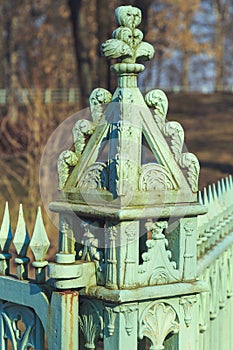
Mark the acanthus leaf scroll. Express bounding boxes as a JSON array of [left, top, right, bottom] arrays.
[[57, 88, 112, 190], [145, 89, 200, 192]]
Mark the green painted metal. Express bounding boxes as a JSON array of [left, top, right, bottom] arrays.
[[0, 5, 232, 350]]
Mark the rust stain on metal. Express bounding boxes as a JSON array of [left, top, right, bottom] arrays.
[[63, 290, 78, 350]]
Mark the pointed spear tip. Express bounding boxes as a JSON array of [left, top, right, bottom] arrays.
[[203, 186, 208, 204], [30, 207, 50, 262], [198, 190, 203, 204], [207, 184, 213, 202], [3, 201, 9, 218], [217, 179, 223, 195], [1, 200, 10, 231], [0, 199, 12, 252], [212, 182, 217, 199], [230, 175, 233, 189], [19, 203, 24, 215], [221, 177, 226, 192], [35, 207, 44, 227], [14, 202, 29, 255]]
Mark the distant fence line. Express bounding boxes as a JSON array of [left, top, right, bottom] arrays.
[[0, 85, 233, 106], [0, 88, 80, 106], [141, 85, 233, 94]]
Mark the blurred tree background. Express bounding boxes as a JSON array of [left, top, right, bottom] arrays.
[[0, 0, 232, 247], [1, 0, 232, 106]]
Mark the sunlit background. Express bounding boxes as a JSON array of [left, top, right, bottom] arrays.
[[0, 0, 232, 258]]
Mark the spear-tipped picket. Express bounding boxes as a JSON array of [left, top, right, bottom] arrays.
[[212, 182, 220, 220], [201, 187, 211, 253], [197, 190, 209, 257], [229, 175, 233, 224], [217, 180, 222, 200], [203, 187, 208, 206], [198, 190, 203, 205], [13, 204, 30, 280], [212, 183, 223, 240], [0, 202, 13, 275], [228, 176, 233, 232], [0, 202, 12, 253], [210, 183, 218, 217], [221, 177, 226, 201], [208, 184, 217, 222], [225, 176, 233, 207], [212, 183, 218, 202], [229, 174, 233, 190], [207, 184, 214, 207], [225, 176, 230, 202], [30, 207, 50, 283], [224, 176, 233, 234], [202, 186, 214, 251]]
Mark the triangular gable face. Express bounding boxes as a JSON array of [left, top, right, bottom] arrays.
[[57, 88, 199, 207], [56, 5, 200, 209]]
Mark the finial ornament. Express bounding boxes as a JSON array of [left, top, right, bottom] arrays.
[[56, 4, 200, 197], [101, 5, 154, 64]]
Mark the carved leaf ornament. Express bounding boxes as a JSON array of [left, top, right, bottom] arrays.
[[138, 221, 180, 286], [101, 6, 154, 63], [139, 164, 175, 191], [79, 300, 104, 349], [145, 89, 200, 192], [78, 163, 108, 191], [139, 302, 179, 350], [57, 88, 112, 190], [0, 303, 37, 350], [89, 88, 112, 125]]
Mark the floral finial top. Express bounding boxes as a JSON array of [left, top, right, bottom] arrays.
[[101, 5, 154, 64]]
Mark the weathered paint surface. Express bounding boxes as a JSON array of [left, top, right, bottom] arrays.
[[0, 5, 233, 350]]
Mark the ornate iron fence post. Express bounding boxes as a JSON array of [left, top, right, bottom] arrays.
[[0, 7, 232, 349], [49, 5, 208, 350]]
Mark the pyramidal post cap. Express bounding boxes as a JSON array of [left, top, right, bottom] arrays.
[[50, 5, 206, 220]]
